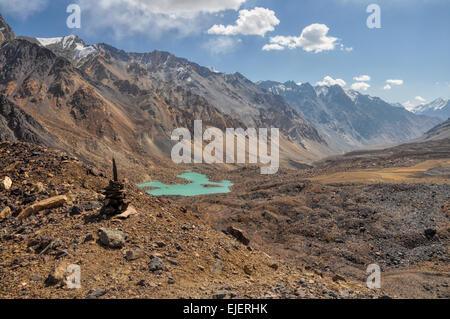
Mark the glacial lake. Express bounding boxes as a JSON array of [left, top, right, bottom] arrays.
[[137, 171, 233, 197]]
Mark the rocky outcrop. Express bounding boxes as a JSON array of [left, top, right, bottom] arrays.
[[0, 14, 15, 44]]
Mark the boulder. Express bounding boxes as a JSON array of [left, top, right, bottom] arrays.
[[98, 228, 125, 249], [148, 256, 164, 272], [17, 195, 69, 220], [125, 248, 143, 261], [0, 206, 12, 221], [1, 176, 12, 190], [226, 226, 250, 246]]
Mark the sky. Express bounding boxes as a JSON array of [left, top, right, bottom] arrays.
[[1, 0, 449, 107]]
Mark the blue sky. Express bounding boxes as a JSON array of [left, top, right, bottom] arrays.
[[1, 0, 449, 106]]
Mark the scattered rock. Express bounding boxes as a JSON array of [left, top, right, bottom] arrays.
[[98, 228, 125, 249], [83, 234, 94, 243], [125, 248, 143, 261], [30, 275, 42, 282], [424, 228, 437, 240], [70, 206, 82, 216], [226, 226, 250, 246], [167, 258, 180, 266], [0, 206, 12, 221], [17, 195, 69, 220], [213, 291, 228, 299], [87, 167, 100, 177], [155, 241, 166, 248], [212, 260, 224, 273], [86, 289, 107, 299], [174, 242, 184, 251], [244, 265, 253, 276], [269, 263, 279, 270], [55, 250, 70, 259], [45, 261, 69, 286], [332, 274, 346, 283], [1, 176, 12, 190], [148, 256, 164, 272], [168, 276, 175, 284], [113, 206, 138, 220], [32, 182, 44, 193]]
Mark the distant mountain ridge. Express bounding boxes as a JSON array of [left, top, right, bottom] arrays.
[[258, 80, 441, 152], [410, 98, 450, 120]]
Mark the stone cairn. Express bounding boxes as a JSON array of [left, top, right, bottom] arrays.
[[100, 159, 130, 217]]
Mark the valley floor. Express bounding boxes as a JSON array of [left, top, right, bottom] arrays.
[[1, 138, 449, 299]]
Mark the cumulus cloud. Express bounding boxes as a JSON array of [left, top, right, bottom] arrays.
[[386, 79, 404, 86], [316, 76, 346, 87], [353, 75, 371, 82], [351, 82, 371, 91], [262, 43, 284, 51], [263, 23, 339, 53], [76, 0, 246, 38], [208, 7, 279, 37], [0, 0, 48, 19], [383, 84, 392, 90], [415, 96, 426, 103]]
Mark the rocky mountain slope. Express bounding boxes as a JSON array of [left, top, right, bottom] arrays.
[[0, 141, 380, 299], [423, 118, 450, 141], [0, 13, 329, 171], [257, 81, 441, 152]]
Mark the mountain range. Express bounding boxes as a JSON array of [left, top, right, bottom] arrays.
[[409, 98, 450, 120], [257, 80, 442, 152], [0, 13, 445, 171]]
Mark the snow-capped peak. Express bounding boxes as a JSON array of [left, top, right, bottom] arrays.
[[36, 36, 64, 47], [207, 66, 222, 74], [36, 35, 99, 62], [344, 89, 359, 102]]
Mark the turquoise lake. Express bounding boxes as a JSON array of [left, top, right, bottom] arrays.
[[137, 171, 233, 197]]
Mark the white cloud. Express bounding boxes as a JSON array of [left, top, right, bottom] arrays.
[[353, 75, 371, 82], [402, 100, 415, 112], [316, 76, 346, 87], [208, 7, 279, 37], [415, 96, 426, 103], [351, 82, 371, 91], [0, 0, 48, 19], [383, 84, 391, 90], [263, 23, 339, 53], [262, 43, 284, 51], [203, 37, 241, 55], [386, 79, 404, 86], [76, 0, 246, 38]]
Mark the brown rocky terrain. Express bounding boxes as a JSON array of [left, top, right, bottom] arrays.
[[175, 138, 450, 299], [0, 141, 381, 299], [0, 13, 449, 300]]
